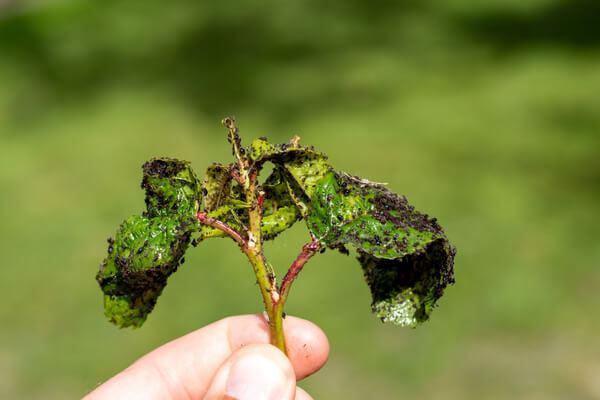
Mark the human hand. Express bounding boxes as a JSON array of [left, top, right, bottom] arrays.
[[84, 314, 329, 400]]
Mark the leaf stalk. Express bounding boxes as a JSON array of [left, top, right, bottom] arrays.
[[279, 241, 321, 304]]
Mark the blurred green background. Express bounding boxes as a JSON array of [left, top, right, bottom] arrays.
[[1, 0, 599, 398]]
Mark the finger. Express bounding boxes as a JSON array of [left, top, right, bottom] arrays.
[[296, 386, 314, 400], [204, 343, 296, 400], [85, 314, 329, 400]]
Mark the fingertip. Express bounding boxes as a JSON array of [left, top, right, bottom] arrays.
[[204, 344, 296, 400], [283, 316, 330, 380]]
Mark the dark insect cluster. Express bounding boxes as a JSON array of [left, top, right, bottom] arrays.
[[307, 170, 456, 326]]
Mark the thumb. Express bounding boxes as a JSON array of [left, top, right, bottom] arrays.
[[204, 343, 300, 400]]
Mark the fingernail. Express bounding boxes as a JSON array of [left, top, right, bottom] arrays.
[[225, 354, 287, 400]]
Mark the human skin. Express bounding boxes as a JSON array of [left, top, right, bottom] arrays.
[[84, 314, 330, 400]]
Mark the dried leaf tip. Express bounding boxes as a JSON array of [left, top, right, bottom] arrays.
[[222, 116, 246, 169], [222, 116, 242, 147], [221, 116, 236, 129]]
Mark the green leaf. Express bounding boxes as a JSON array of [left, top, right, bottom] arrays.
[[196, 158, 314, 244], [98, 157, 200, 328], [260, 166, 302, 238], [247, 137, 276, 161], [307, 171, 456, 327], [262, 166, 294, 213], [194, 138, 330, 244], [142, 158, 202, 217], [202, 163, 233, 212], [97, 215, 195, 328], [280, 151, 331, 200], [247, 137, 332, 199], [194, 170, 303, 242], [262, 206, 301, 240], [359, 239, 456, 328], [195, 204, 247, 241]]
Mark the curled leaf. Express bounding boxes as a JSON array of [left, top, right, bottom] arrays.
[[262, 206, 301, 240], [260, 166, 302, 238], [142, 158, 202, 217], [202, 163, 233, 212], [307, 171, 456, 326], [195, 140, 329, 244], [97, 158, 201, 328], [247, 137, 332, 199], [97, 215, 194, 328], [195, 137, 332, 245], [280, 151, 331, 199], [359, 239, 455, 327]]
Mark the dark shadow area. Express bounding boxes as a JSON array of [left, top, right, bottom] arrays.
[[0, 0, 422, 123], [4, 0, 599, 126], [456, 0, 600, 51]]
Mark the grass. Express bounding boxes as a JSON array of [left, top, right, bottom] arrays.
[[1, 0, 599, 398]]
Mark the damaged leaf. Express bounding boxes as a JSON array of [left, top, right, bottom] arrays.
[[260, 166, 303, 239], [359, 239, 455, 327], [97, 215, 194, 328], [247, 137, 332, 199], [307, 171, 455, 327], [142, 157, 202, 218], [202, 163, 233, 212], [97, 158, 201, 328]]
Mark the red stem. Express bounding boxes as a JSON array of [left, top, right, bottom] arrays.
[[279, 241, 321, 302], [196, 212, 246, 247], [228, 163, 243, 185], [257, 191, 265, 210]]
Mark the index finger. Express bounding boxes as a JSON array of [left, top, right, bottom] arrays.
[[86, 314, 329, 400]]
